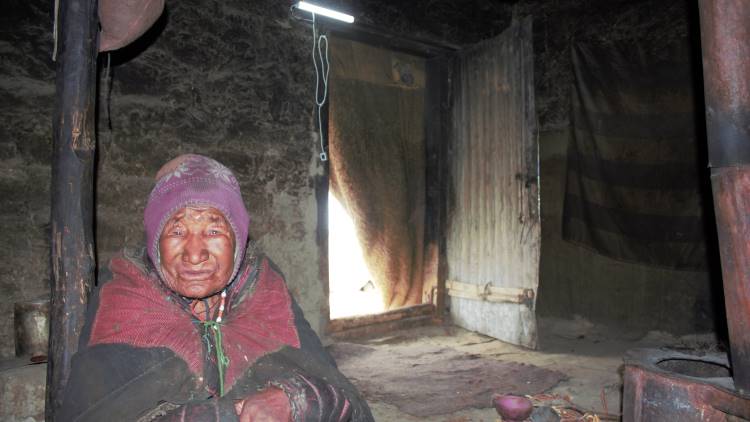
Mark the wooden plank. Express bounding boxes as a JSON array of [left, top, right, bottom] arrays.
[[447, 280, 533, 303], [327, 303, 434, 332], [447, 280, 525, 295], [329, 315, 435, 341], [321, 20, 458, 58], [46, 0, 98, 419], [329, 37, 426, 88], [446, 280, 533, 305], [424, 54, 454, 318], [291, 7, 457, 58]]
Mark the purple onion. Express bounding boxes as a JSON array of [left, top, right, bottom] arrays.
[[492, 394, 533, 421]]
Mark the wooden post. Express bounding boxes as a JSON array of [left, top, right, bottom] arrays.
[[46, 0, 98, 419], [424, 55, 453, 319]]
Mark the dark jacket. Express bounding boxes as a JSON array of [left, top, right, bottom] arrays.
[[60, 248, 373, 422]]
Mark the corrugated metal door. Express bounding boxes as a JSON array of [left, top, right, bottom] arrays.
[[446, 17, 540, 348]]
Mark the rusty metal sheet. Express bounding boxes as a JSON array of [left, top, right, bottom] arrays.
[[446, 17, 540, 349], [623, 348, 750, 422]]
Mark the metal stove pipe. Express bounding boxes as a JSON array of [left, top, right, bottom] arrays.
[[698, 0, 750, 393]]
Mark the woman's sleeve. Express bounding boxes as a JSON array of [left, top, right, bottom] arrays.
[[288, 298, 374, 422], [230, 291, 374, 422], [59, 344, 239, 422], [154, 399, 238, 422], [270, 371, 352, 422]]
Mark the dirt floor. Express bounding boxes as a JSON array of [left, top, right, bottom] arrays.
[[329, 317, 720, 421]]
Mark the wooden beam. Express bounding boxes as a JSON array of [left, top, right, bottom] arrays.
[[424, 55, 454, 319], [327, 303, 435, 333], [46, 0, 98, 419], [290, 13, 459, 58], [446, 280, 534, 306], [326, 22, 458, 58], [328, 304, 436, 340], [329, 315, 435, 341]]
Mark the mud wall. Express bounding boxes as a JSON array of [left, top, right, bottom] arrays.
[[0, 0, 56, 359], [0, 0, 328, 358]]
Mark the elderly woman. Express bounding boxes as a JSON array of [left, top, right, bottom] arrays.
[[60, 155, 373, 421]]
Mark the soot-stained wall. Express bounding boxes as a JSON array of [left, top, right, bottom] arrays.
[[0, 0, 55, 359], [98, 0, 330, 336], [0, 0, 329, 358]]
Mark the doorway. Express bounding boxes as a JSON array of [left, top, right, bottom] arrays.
[[326, 35, 428, 322], [323, 21, 540, 347], [328, 190, 383, 319]]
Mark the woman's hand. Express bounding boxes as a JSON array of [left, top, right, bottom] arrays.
[[234, 387, 292, 422]]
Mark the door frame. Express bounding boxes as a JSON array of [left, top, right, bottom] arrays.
[[312, 20, 457, 335]]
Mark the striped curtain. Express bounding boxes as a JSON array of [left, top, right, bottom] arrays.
[[562, 40, 712, 270]]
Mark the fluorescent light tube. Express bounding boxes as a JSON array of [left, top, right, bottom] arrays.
[[296, 1, 354, 23]]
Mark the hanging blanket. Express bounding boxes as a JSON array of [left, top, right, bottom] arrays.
[[562, 39, 712, 270], [329, 37, 426, 308]]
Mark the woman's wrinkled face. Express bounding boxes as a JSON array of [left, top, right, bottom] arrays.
[[159, 206, 235, 299]]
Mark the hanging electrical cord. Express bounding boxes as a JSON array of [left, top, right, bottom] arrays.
[[290, 2, 354, 161], [311, 14, 330, 162]]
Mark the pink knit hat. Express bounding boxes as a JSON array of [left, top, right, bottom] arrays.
[[144, 154, 250, 284]]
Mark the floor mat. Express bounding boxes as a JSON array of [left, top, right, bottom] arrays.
[[329, 342, 566, 417]]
